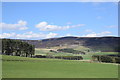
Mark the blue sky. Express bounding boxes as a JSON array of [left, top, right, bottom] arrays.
[[1, 2, 118, 39]]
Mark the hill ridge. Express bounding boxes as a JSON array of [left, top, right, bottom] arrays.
[[9, 36, 119, 52]]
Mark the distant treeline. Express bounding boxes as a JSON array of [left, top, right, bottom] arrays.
[[1, 39, 35, 57], [57, 48, 86, 55], [33, 55, 83, 60], [92, 54, 120, 64]]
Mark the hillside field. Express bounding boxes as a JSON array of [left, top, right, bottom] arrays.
[[2, 55, 118, 78], [35, 48, 118, 60]]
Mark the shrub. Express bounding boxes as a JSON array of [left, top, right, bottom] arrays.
[[50, 50, 57, 53], [55, 56, 83, 60], [92, 54, 120, 64], [115, 57, 120, 63], [100, 56, 113, 63]]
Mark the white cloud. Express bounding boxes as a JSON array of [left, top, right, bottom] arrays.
[[0, 20, 28, 31], [0, 33, 15, 38], [83, 31, 112, 37], [35, 21, 85, 31], [46, 32, 58, 38], [0, 32, 58, 39], [65, 33, 73, 36]]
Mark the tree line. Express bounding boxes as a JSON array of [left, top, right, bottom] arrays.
[[33, 55, 83, 60], [57, 48, 85, 55], [1, 39, 35, 57], [92, 54, 120, 64]]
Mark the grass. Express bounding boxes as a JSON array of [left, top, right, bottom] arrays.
[[35, 48, 78, 56], [94, 52, 118, 55], [35, 48, 118, 60], [82, 52, 118, 60], [35, 48, 49, 55], [2, 55, 118, 78]]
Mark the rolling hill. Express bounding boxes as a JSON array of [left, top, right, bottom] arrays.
[[18, 36, 120, 52]]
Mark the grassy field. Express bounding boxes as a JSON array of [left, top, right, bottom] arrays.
[[2, 55, 118, 78], [81, 52, 118, 60], [35, 48, 118, 60], [35, 48, 79, 56]]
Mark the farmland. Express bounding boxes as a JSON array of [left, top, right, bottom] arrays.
[[2, 55, 118, 78], [35, 48, 118, 60], [1, 38, 119, 78]]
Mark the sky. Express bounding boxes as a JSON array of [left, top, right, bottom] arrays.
[[0, 2, 118, 40]]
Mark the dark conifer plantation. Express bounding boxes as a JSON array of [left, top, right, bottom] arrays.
[[1, 39, 35, 57]]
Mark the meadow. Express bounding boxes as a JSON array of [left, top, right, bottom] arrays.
[[2, 55, 118, 78], [35, 48, 118, 60]]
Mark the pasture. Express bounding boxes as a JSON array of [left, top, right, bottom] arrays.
[[35, 48, 118, 60], [2, 55, 118, 78]]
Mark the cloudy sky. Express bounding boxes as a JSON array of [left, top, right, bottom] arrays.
[[1, 2, 118, 40]]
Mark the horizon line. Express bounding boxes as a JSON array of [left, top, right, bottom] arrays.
[[1, 36, 119, 40]]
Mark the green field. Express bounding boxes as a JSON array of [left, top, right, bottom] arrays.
[[35, 48, 118, 60], [2, 55, 118, 78]]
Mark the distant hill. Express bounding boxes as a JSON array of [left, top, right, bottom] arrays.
[[17, 36, 120, 52]]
